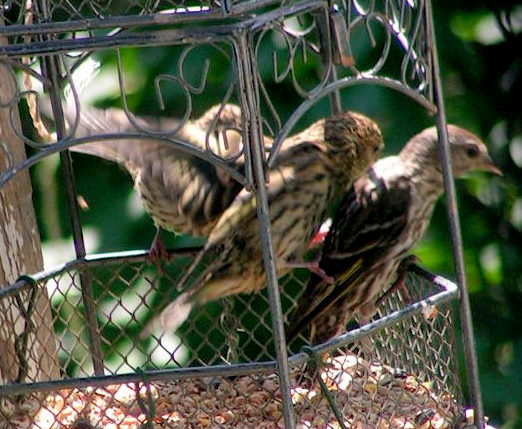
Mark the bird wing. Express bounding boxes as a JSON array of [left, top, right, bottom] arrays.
[[324, 166, 412, 268], [49, 105, 247, 235], [176, 141, 322, 292], [57, 105, 182, 162], [287, 166, 413, 341]]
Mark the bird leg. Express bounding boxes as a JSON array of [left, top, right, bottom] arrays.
[[283, 255, 335, 284], [147, 228, 170, 270], [375, 255, 418, 307]]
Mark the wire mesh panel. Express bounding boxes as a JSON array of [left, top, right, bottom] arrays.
[[0, 260, 464, 428]]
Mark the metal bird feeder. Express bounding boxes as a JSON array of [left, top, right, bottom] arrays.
[[0, 0, 484, 428]]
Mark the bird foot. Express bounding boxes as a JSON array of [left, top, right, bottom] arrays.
[[147, 229, 170, 273], [284, 259, 335, 284], [308, 263, 335, 284]]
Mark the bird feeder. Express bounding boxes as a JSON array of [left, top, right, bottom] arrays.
[[0, 1, 485, 428]]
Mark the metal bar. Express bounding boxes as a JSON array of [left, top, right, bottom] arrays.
[[0, 249, 453, 301], [0, 9, 219, 37], [0, 27, 234, 57], [0, 279, 34, 299], [313, 5, 342, 115], [40, 52, 105, 376], [246, 0, 323, 31], [0, 0, 322, 57], [0, 246, 205, 300], [426, 2, 485, 427], [328, 68, 342, 115], [234, 31, 296, 429], [0, 360, 278, 396], [0, 0, 284, 38]]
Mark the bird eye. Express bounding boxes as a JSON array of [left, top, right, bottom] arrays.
[[466, 146, 479, 158]]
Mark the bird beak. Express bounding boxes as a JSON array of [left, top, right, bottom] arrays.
[[482, 155, 503, 176]]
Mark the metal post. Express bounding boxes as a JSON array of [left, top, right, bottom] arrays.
[[313, 4, 342, 115], [426, 2, 485, 427], [234, 32, 296, 429], [41, 54, 105, 376], [328, 67, 343, 115]]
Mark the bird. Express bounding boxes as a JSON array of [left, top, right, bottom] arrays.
[[143, 110, 385, 335], [51, 103, 252, 256], [287, 124, 502, 345]]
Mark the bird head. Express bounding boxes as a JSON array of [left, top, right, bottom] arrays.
[[402, 125, 502, 178], [446, 125, 502, 177], [325, 111, 385, 179]]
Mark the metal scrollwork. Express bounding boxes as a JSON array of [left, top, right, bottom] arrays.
[[0, 2, 482, 429], [253, 6, 333, 138], [343, 0, 432, 96]]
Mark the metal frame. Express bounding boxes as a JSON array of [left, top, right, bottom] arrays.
[[0, 0, 484, 427]]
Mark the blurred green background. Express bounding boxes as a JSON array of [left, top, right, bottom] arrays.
[[20, 0, 521, 427]]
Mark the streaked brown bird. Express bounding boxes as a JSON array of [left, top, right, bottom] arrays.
[[144, 111, 385, 335], [57, 103, 250, 254], [288, 125, 502, 345]]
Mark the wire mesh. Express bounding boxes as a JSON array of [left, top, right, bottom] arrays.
[[0, 258, 464, 428]]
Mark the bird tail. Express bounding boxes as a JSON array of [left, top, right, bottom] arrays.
[[140, 244, 227, 338], [41, 100, 185, 165], [140, 289, 196, 338], [69, 140, 125, 163], [37, 98, 138, 163], [141, 275, 246, 338]]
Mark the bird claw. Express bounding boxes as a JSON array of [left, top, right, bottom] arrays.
[[308, 264, 335, 284], [283, 259, 335, 284], [146, 228, 171, 273]]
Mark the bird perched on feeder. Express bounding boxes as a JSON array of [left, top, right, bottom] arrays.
[[287, 125, 502, 345], [54, 103, 252, 257], [143, 110, 385, 335]]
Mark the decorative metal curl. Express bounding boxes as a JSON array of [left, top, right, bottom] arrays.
[[344, 0, 431, 96], [268, 75, 436, 166], [253, 7, 333, 138], [346, 12, 394, 76], [255, 10, 332, 99]]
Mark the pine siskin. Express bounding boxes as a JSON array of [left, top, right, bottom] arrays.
[[145, 111, 385, 335], [288, 125, 502, 345], [60, 103, 250, 245]]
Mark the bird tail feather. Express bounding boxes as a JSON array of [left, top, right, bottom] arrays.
[[69, 141, 124, 163], [140, 290, 195, 339], [141, 275, 245, 338]]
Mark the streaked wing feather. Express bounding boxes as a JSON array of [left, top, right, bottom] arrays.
[[288, 171, 412, 340]]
